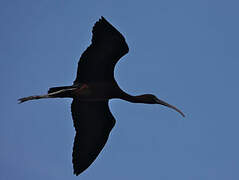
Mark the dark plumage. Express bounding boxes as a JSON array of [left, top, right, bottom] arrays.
[[74, 17, 128, 84], [71, 100, 115, 175], [19, 16, 184, 176]]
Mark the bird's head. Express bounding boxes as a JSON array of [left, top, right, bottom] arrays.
[[138, 94, 185, 117]]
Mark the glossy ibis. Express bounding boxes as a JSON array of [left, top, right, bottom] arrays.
[[18, 16, 185, 175]]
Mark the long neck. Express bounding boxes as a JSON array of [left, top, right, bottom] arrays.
[[119, 92, 149, 103]]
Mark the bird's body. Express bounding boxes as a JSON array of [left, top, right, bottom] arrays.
[[74, 82, 121, 100], [48, 82, 122, 100], [19, 17, 184, 175]]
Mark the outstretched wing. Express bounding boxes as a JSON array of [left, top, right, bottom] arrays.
[[73, 16, 129, 84], [71, 99, 116, 175]]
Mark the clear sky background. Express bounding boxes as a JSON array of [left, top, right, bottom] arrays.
[[1, 0, 239, 179]]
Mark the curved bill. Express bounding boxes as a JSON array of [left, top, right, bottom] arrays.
[[155, 98, 185, 117]]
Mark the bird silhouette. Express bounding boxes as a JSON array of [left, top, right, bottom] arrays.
[[18, 16, 185, 176]]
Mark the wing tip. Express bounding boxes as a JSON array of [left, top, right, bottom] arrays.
[[91, 16, 129, 53], [72, 158, 91, 176], [73, 169, 82, 176], [92, 16, 125, 38]]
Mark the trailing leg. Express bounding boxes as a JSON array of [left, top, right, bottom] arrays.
[[18, 94, 50, 103], [18, 87, 77, 104]]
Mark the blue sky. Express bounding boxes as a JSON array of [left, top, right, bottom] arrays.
[[1, 0, 239, 179]]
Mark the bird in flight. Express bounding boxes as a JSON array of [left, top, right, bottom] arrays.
[[18, 16, 185, 175]]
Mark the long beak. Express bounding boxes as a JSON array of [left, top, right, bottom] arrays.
[[155, 98, 185, 117]]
